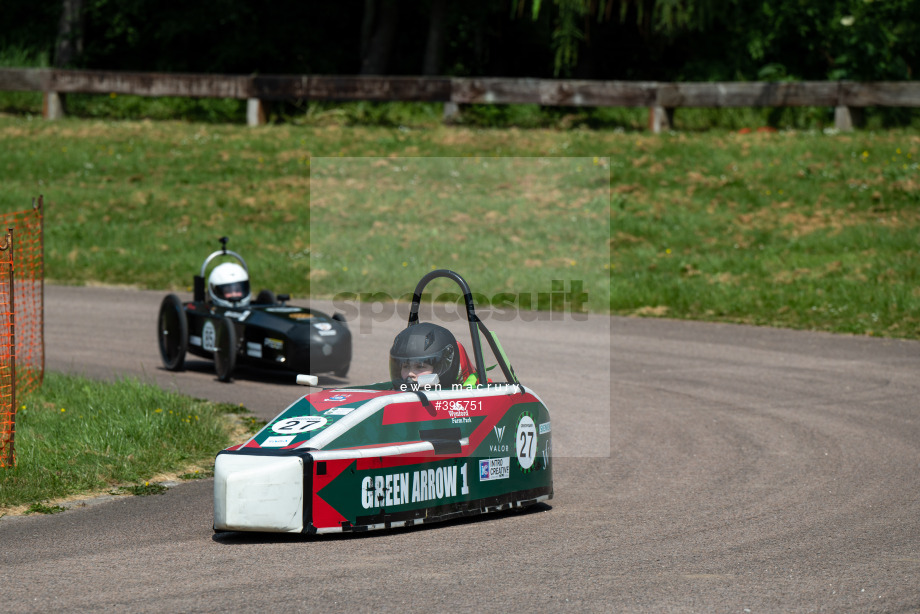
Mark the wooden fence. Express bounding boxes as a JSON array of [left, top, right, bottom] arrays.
[[1, 67, 918, 132]]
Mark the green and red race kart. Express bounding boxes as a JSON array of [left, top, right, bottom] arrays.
[[157, 237, 351, 382], [213, 270, 553, 534]]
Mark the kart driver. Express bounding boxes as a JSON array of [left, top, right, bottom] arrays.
[[208, 262, 252, 309], [389, 322, 477, 389]]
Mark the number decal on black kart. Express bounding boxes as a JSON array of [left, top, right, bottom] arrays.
[[271, 416, 328, 434]]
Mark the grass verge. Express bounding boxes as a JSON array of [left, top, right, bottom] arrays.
[[0, 372, 260, 516], [0, 115, 917, 338]]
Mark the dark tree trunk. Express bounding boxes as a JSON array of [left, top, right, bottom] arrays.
[[422, 0, 449, 75], [360, 0, 399, 75], [54, 0, 84, 68]]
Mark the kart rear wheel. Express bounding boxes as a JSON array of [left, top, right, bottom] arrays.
[[213, 316, 238, 383], [157, 294, 188, 371]]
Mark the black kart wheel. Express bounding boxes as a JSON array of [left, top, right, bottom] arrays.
[[214, 316, 238, 383], [157, 294, 188, 371], [334, 363, 350, 378]]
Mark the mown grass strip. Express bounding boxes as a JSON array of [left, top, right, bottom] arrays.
[[0, 372, 249, 511], [0, 115, 917, 339]]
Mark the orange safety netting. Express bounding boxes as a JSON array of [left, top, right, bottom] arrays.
[[0, 197, 44, 468], [0, 231, 15, 467], [1, 198, 43, 397]]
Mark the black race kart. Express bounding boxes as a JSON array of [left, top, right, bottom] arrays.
[[157, 238, 351, 382]]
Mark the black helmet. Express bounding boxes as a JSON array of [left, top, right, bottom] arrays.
[[389, 323, 459, 387]]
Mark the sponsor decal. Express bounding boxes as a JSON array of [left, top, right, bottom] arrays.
[[539, 421, 551, 434], [246, 342, 262, 358], [314, 322, 337, 336], [325, 394, 349, 402], [360, 464, 470, 509], [490, 425, 510, 453], [479, 457, 511, 481], [433, 400, 483, 413], [516, 413, 538, 471], [189, 334, 202, 347], [289, 313, 313, 320], [265, 306, 302, 313], [325, 406, 355, 416], [270, 415, 328, 434], [262, 435, 296, 448], [449, 406, 468, 418], [427, 400, 486, 422], [201, 321, 217, 352], [264, 337, 284, 350], [224, 310, 251, 321]]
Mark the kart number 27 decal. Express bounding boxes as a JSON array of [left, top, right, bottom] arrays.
[[271, 416, 328, 434], [516, 415, 538, 470]]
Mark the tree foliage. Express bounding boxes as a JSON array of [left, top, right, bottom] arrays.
[[0, 0, 915, 81]]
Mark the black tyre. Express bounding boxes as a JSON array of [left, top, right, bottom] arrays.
[[334, 363, 350, 378], [214, 316, 238, 382], [157, 294, 188, 371], [255, 289, 276, 305]]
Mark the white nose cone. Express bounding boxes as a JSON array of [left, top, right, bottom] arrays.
[[213, 454, 305, 533]]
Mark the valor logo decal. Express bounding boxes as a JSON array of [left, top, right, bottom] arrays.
[[490, 425, 510, 453], [271, 415, 328, 434]]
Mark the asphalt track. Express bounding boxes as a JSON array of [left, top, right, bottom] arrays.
[[2, 285, 919, 612]]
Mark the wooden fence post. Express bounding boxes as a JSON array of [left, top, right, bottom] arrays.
[[834, 105, 863, 132], [443, 101, 460, 122], [648, 106, 674, 133], [43, 92, 65, 120], [247, 98, 266, 126]]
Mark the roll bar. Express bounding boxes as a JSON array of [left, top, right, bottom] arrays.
[[407, 269, 519, 387], [199, 236, 249, 278]]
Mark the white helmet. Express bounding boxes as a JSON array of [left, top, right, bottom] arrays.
[[208, 262, 251, 308]]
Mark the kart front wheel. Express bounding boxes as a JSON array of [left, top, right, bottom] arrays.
[[157, 294, 188, 371], [213, 317, 238, 383]]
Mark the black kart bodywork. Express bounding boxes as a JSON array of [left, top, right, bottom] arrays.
[[157, 238, 351, 382]]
